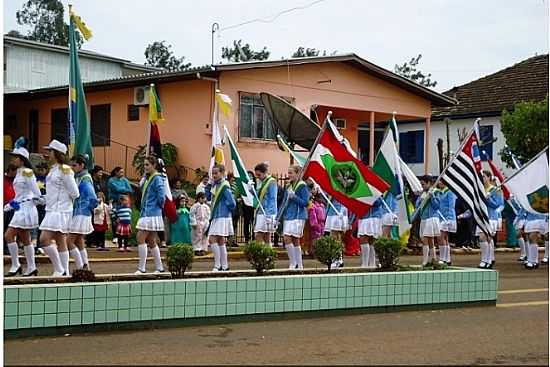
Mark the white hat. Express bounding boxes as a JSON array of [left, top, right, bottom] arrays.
[[44, 140, 67, 154], [10, 147, 30, 160]]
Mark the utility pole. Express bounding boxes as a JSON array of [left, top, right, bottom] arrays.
[[211, 23, 219, 65]]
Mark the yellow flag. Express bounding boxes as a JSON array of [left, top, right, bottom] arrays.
[[70, 11, 92, 41], [215, 91, 232, 117]]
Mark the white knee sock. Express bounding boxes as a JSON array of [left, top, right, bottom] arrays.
[[368, 244, 376, 267], [58, 250, 70, 275], [294, 246, 303, 269], [69, 248, 84, 269], [518, 238, 526, 257], [422, 245, 429, 265], [446, 245, 452, 263], [23, 245, 36, 274], [529, 242, 539, 264], [80, 248, 89, 266], [360, 244, 369, 267], [489, 240, 495, 262], [544, 241, 548, 260], [219, 245, 228, 270], [211, 243, 221, 269], [479, 241, 489, 265], [524, 240, 530, 261], [137, 243, 148, 272], [151, 245, 163, 271], [430, 246, 437, 262], [43, 246, 64, 274], [7, 242, 20, 272], [286, 244, 295, 268]]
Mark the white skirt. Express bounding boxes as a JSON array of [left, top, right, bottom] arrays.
[[475, 219, 498, 236], [524, 219, 548, 234], [420, 217, 441, 238], [9, 202, 39, 230], [381, 213, 397, 227], [136, 216, 164, 232], [68, 215, 94, 235], [325, 215, 348, 232], [39, 211, 72, 234], [358, 218, 381, 238], [283, 219, 306, 238], [208, 217, 234, 237], [254, 214, 276, 233], [440, 219, 457, 233]]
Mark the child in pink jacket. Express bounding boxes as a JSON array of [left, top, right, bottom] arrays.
[[308, 194, 326, 252]]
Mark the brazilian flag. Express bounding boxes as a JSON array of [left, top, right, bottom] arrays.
[[68, 8, 94, 169]]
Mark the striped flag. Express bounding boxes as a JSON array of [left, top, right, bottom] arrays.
[[68, 8, 93, 169], [441, 129, 491, 235]]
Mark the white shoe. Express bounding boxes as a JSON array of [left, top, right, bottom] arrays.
[[212, 267, 221, 272], [134, 269, 146, 275], [153, 269, 165, 274], [438, 260, 446, 265], [52, 271, 65, 277]]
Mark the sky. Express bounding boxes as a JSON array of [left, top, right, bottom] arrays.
[[3, 0, 549, 92]]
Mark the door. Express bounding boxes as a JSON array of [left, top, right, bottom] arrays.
[[358, 126, 385, 165]]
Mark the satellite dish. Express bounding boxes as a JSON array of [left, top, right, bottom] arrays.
[[260, 92, 321, 150]]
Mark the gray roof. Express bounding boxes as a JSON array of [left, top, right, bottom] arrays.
[[6, 53, 456, 107], [3, 35, 160, 72]]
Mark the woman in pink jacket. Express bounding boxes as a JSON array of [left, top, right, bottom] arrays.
[[308, 194, 326, 255]]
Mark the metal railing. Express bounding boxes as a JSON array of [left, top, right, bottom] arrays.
[[91, 132, 140, 179]]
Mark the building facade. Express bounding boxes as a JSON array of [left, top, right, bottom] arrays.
[[4, 54, 454, 179]]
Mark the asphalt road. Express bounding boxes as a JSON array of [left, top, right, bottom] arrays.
[[4, 252, 549, 366]]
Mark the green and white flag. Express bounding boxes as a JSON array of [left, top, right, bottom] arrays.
[[276, 134, 308, 167], [504, 147, 549, 215], [224, 126, 256, 207]]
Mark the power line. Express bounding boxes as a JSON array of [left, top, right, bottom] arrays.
[[219, 0, 328, 32]]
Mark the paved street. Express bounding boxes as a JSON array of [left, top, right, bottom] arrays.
[[4, 252, 548, 365]]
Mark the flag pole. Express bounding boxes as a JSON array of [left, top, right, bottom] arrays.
[[275, 111, 332, 224], [145, 83, 154, 158]]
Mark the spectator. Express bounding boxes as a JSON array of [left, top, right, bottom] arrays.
[[114, 195, 132, 252], [91, 165, 107, 195], [3, 164, 18, 255], [33, 162, 48, 254], [308, 193, 326, 255], [227, 173, 241, 247], [241, 171, 255, 243], [190, 192, 210, 256], [107, 167, 132, 245], [92, 192, 111, 251], [171, 178, 187, 200], [170, 195, 192, 246], [195, 174, 209, 196]]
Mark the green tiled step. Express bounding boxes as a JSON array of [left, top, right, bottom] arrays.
[[4, 268, 498, 333]]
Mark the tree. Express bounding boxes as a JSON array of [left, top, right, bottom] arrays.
[[291, 47, 338, 58], [15, 0, 82, 47], [499, 96, 549, 167], [221, 40, 270, 63], [6, 30, 26, 39], [144, 41, 191, 71], [394, 54, 437, 88]]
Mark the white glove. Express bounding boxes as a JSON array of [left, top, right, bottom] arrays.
[[4, 203, 13, 212], [32, 196, 46, 206], [287, 188, 295, 198]]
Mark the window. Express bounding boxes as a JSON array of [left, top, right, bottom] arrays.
[[90, 104, 111, 146], [334, 118, 347, 129], [51, 108, 69, 144], [128, 105, 140, 121], [399, 130, 424, 164], [479, 125, 493, 161], [238, 93, 277, 140]]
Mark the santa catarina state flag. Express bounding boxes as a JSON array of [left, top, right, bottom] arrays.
[[303, 122, 390, 218]]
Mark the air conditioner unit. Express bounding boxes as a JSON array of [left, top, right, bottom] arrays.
[[134, 86, 149, 106], [334, 118, 346, 129]]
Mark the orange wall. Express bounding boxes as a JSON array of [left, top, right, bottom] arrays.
[[4, 61, 433, 178]]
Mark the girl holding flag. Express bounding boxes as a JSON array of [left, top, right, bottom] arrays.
[[435, 181, 456, 265], [4, 138, 42, 277], [135, 156, 166, 274], [253, 162, 278, 245], [206, 164, 236, 271], [281, 165, 311, 270], [523, 210, 548, 269], [381, 192, 398, 238], [66, 154, 98, 274], [325, 198, 349, 268], [358, 198, 384, 268], [416, 175, 441, 267], [477, 171, 504, 269]]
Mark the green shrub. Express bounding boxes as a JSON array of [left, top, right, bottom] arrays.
[[167, 244, 194, 278], [373, 237, 403, 271], [243, 241, 277, 274], [314, 236, 343, 272], [71, 269, 96, 282]]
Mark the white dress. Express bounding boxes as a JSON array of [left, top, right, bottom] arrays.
[[39, 164, 80, 233], [8, 168, 41, 230], [190, 203, 210, 251]]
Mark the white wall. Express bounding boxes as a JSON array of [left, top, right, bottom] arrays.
[[5, 44, 122, 91], [398, 115, 512, 176]]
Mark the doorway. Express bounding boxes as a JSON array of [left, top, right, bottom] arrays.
[[358, 125, 385, 165]]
